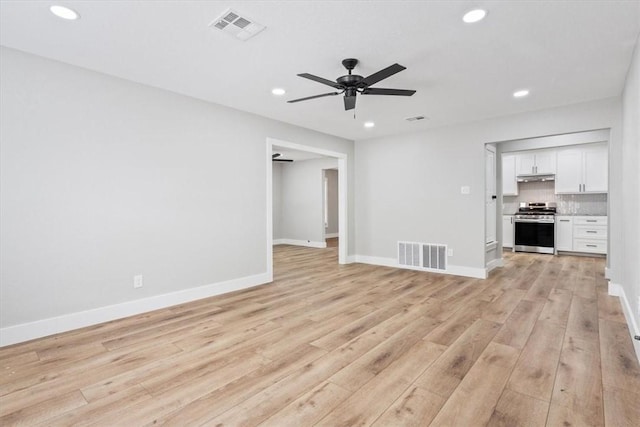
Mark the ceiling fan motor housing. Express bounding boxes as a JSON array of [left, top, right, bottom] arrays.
[[337, 74, 364, 87]]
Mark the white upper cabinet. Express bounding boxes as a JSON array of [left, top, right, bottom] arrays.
[[583, 144, 608, 193], [556, 149, 583, 193], [532, 151, 556, 174], [502, 154, 518, 196], [515, 150, 556, 175], [516, 154, 536, 175], [555, 142, 608, 194]]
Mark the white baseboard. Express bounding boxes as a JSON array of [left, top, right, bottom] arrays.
[[345, 255, 356, 264], [486, 258, 505, 274], [273, 239, 327, 248], [608, 282, 640, 363], [0, 272, 271, 347], [324, 233, 339, 239], [353, 255, 487, 279]]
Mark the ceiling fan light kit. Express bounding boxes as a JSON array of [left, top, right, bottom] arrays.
[[288, 58, 416, 111]]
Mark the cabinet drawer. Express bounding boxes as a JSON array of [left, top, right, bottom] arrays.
[[574, 226, 607, 240], [574, 216, 607, 226], [574, 239, 607, 254]]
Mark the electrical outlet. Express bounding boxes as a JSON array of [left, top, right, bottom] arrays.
[[133, 274, 143, 289], [447, 248, 454, 257], [460, 186, 470, 195]]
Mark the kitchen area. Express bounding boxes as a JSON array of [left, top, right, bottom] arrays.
[[500, 130, 608, 257]]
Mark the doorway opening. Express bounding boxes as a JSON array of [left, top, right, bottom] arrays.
[[266, 137, 348, 282], [323, 168, 339, 248]]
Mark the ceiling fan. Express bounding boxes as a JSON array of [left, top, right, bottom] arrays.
[[272, 153, 293, 162], [288, 58, 416, 111]]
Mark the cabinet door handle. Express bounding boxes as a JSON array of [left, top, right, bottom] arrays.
[[586, 244, 597, 248], [586, 220, 597, 223], [559, 219, 570, 222], [586, 230, 597, 233]]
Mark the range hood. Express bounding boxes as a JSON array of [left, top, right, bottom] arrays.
[[517, 174, 555, 182]]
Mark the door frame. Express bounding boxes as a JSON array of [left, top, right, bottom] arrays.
[[266, 137, 348, 282]]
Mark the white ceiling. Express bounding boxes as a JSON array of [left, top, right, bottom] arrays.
[[1, 1, 638, 140]]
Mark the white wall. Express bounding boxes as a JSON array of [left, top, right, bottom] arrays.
[[325, 169, 339, 235], [272, 162, 283, 240], [278, 158, 338, 245], [619, 34, 640, 357], [0, 47, 353, 341], [355, 97, 622, 276]]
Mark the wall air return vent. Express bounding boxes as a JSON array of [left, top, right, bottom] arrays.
[[423, 243, 447, 271], [209, 8, 265, 41], [398, 241, 447, 272], [398, 242, 421, 267]]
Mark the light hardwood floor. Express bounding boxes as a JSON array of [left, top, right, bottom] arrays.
[[1, 244, 639, 426]]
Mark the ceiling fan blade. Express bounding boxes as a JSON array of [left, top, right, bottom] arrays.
[[297, 73, 343, 89], [360, 63, 406, 87], [287, 92, 340, 103], [273, 158, 293, 162], [361, 88, 416, 96], [344, 95, 356, 111]]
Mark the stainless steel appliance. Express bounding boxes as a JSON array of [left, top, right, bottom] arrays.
[[513, 202, 557, 254]]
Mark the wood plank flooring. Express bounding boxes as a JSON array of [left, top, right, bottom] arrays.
[[1, 244, 639, 426]]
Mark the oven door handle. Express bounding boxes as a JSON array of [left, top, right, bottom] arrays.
[[514, 219, 555, 224]]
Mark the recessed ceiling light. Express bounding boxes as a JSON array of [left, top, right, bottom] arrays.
[[271, 88, 286, 96], [364, 121, 375, 128], [50, 5, 80, 20], [462, 9, 487, 23], [513, 89, 530, 98]]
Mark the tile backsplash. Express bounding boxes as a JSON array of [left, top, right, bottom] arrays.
[[503, 181, 607, 215]]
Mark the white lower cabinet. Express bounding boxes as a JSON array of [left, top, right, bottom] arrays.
[[556, 216, 573, 251], [573, 239, 607, 254], [556, 216, 607, 255], [503, 215, 514, 248], [573, 216, 607, 254]]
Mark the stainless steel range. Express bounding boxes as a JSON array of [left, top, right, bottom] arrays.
[[513, 202, 557, 254]]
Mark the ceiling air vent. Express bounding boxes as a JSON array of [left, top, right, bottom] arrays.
[[405, 115, 427, 122], [209, 8, 265, 41]]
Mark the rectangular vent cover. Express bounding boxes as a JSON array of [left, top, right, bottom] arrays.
[[423, 244, 447, 271], [209, 8, 265, 41], [398, 241, 447, 271], [398, 242, 420, 267]]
